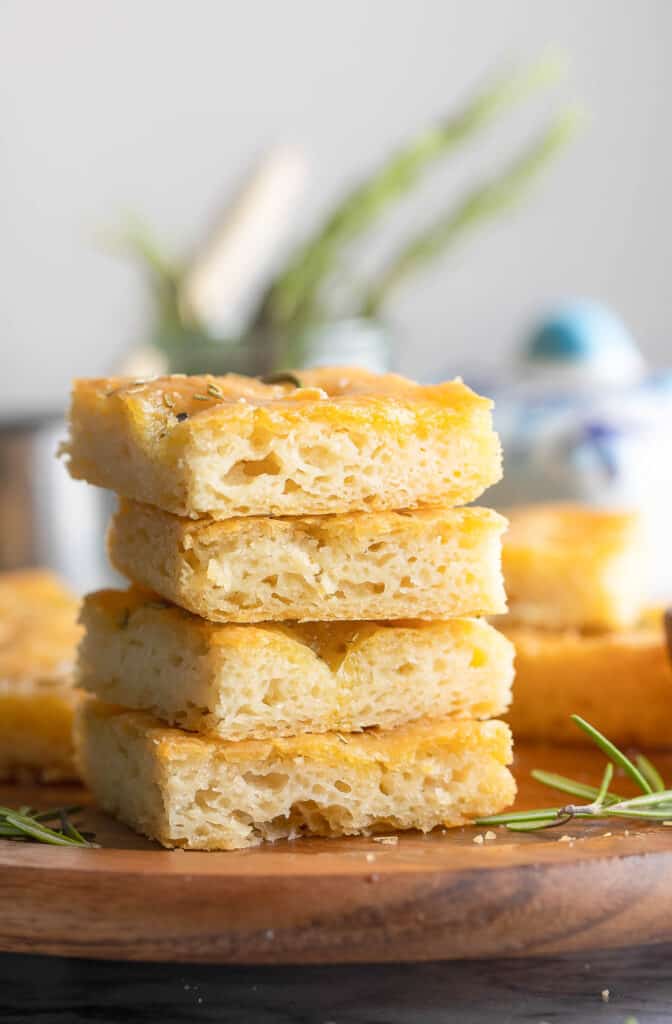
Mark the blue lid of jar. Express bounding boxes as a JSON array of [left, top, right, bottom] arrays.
[[523, 300, 644, 385]]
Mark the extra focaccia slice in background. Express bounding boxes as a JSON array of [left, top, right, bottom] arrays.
[[505, 609, 672, 748], [0, 570, 81, 781], [502, 504, 646, 631]]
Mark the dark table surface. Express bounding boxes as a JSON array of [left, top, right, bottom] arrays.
[[2, 945, 670, 1024]]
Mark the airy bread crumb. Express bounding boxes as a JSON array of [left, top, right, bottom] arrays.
[[108, 502, 507, 623], [76, 701, 516, 850], [78, 589, 514, 739]]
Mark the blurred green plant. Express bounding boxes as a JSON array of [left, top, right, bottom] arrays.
[[115, 54, 581, 373], [359, 109, 579, 318]]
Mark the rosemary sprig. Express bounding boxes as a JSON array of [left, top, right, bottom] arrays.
[[361, 108, 580, 316], [570, 714, 652, 793], [0, 805, 96, 847], [636, 753, 665, 794], [475, 717, 672, 833], [251, 54, 567, 338], [595, 762, 615, 805], [529, 768, 622, 805]]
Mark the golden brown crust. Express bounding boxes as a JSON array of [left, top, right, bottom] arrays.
[[0, 570, 81, 781], [0, 687, 79, 782], [502, 503, 646, 631], [83, 585, 500, 657], [70, 367, 492, 429], [0, 569, 81, 684], [63, 368, 502, 518], [505, 612, 672, 747], [85, 700, 513, 768], [505, 503, 640, 559], [135, 502, 502, 544]]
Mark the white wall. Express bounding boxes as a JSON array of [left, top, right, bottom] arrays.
[[2, 0, 670, 409]]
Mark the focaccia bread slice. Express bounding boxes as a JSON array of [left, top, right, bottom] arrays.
[[62, 368, 502, 519], [502, 503, 646, 631], [0, 569, 82, 781], [76, 700, 516, 850], [78, 588, 514, 740], [107, 502, 507, 623], [505, 609, 672, 747]]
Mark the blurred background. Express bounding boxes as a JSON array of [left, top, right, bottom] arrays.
[[1, 0, 671, 590], [3, 0, 671, 401]]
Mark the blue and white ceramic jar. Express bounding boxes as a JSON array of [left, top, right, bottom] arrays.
[[482, 301, 672, 601]]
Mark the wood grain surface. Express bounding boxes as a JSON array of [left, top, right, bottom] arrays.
[[2, 744, 672, 965]]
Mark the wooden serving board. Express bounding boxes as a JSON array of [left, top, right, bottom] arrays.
[[3, 744, 672, 964]]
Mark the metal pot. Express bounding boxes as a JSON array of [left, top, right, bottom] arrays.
[[0, 413, 113, 594]]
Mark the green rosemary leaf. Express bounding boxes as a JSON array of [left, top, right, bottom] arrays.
[[0, 823, 27, 837], [610, 790, 672, 810], [570, 715, 653, 794], [595, 762, 614, 806], [0, 805, 95, 847], [33, 805, 83, 823], [259, 372, 302, 388], [59, 809, 89, 845], [0, 805, 81, 826], [531, 769, 621, 805], [505, 816, 566, 832], [605, 807, 672, 820], [3, 812, 87, 847], [0, 805, 32, 821], [636, 753, 666, 793], [475, 807, 562, 826]]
